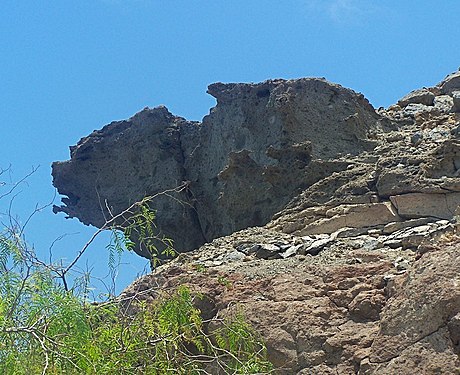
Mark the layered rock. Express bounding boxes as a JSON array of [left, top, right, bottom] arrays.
[[119, 70, 460, 374]]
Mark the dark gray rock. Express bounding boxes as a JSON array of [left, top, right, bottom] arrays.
[[53, 78, 382, 258], [52, 106, 206, 258], [453, 91, 460, 112]]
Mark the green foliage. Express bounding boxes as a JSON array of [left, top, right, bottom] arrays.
[[217, 275, 232, 289], [108, 199, 176, 268], [0, 201, 274, 374]]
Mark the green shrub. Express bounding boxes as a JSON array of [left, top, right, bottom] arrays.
[[0, 208, 273, 374]]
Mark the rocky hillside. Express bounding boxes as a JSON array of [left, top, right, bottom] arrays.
[[53, 70, 460, 374]]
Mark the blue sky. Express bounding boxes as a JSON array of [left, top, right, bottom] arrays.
[[1, 0, 459, 296]]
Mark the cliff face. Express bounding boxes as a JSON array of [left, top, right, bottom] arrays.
[[53, 70, 460, 374]]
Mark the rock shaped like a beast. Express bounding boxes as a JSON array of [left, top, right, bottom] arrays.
[[52, 78, 385, 258]]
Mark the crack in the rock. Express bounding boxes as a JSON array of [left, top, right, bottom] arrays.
[[176, 125, 208, 244], [367, 322, 447, 365]]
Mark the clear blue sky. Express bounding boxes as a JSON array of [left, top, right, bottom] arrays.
[[1, 0, 459, 296]]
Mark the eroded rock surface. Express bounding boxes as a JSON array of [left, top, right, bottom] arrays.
[[118, 70, 460, 374], [121, 225, 460, 374], [55, 70, 460, 373], [52, 107, 206, 257], [53, 78, 383, 256]]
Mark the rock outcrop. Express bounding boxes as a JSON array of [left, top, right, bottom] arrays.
[[54, 70, 460, 373], [52, 78, 384, 257]]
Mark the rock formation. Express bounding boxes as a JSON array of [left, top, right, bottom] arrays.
[[54, 70, 460, 373], [52, 78, 384, 257]]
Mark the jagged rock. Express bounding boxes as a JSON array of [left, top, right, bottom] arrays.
[[53, 78, 382, 257], [383, 220, 454, 250], [301, 236, 333, 255], [52, 107, 206, 257]]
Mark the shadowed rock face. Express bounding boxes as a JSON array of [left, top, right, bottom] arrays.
[[52, 107, 207, 257], [52, 78, 383, 258]]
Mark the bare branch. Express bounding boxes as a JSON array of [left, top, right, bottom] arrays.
[[0, 165, 39, 201]]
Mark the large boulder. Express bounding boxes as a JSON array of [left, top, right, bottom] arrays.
[[438, 69, 460, 95]]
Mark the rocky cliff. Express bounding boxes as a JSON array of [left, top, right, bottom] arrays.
[[52, 78, 384, 257], [53, 70, 460, 374]]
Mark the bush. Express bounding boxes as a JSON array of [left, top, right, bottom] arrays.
[[0, 199, 273, 374]]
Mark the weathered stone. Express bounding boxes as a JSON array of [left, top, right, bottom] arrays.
[[53, 78, 381, 258], [299, 203, 400, 236], [382, 217, 436, 234], [302, 237, 333, 256], [375, 167, 424, 197], [367, 242, 460, 374], [402, 103, 433, 117], [390, 192, 460, 220], [448, 312, 460, 354], [252, 244, 282, 260], [438, 69, 460, 95], [423, 139, 460, 179], [334, 227, 376, 238], [348, 290, 385, 321], [280, 244, 302, 258], [410, 132, 423, 146], [383, 221, 454, 251], [54, 69, 460, 373], [398, 88, 435, 107], [434, 95, 454, 113], [453, 91, 460, 112], [51, 107, 206, 258]]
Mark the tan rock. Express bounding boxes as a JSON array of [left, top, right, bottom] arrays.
[[299, 202, 400, 235], [390, 192, 460, 219]]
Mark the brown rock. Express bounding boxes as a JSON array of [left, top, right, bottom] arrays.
[[367, 241, 460, 373]]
